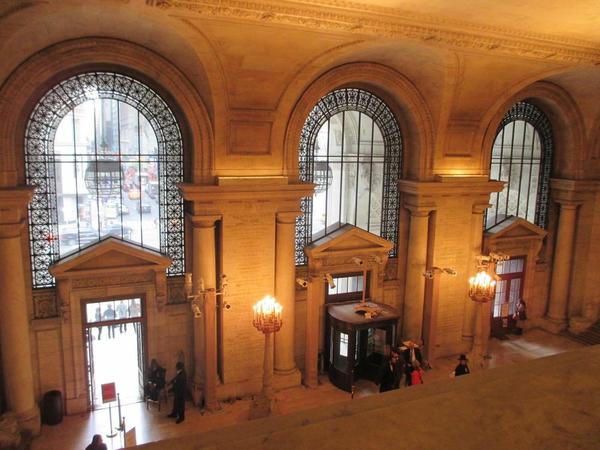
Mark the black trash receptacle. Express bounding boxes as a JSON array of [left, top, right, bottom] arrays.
[[41, 390, 63, 425]]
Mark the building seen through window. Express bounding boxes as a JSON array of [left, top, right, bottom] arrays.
[[25, 72, 184, 287], [486, 101, 553, 229], [296, 88, 402, 264]]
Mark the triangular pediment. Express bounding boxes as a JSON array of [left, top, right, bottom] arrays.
[[485, 216, 547, 241], [305, 225, 393, 258], [50, 237, 171, 278]]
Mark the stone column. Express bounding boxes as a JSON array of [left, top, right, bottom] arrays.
[[304, 276, 324, 388], [0, 187, 39, 434], [547, 202, 579, 326], [189, 214, 221, 407], [462, 204, 488, 342], [274, 212, 301, 388], [203, 289, 219, 411], [402, 205, 431, 342]]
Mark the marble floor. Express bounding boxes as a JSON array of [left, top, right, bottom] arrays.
[[31, 329, 583, 450]]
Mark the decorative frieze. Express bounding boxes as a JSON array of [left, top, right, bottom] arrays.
[[147, 0, 600, 64], [71, 272, 155, 289]]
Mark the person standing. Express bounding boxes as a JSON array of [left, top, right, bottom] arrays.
[[102, 304, 116, 339], [378, 347, 404, 393], [410, 360, 424, 385], [400, 340, 423, 386], [85, 434, 107, 450], [116, 300, 128, 333], [514, 299, 527, 335], [94, 307, 103, 340], [167, 362, 186, 423], [454, 354, 470, 377]]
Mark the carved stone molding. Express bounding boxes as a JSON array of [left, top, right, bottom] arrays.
[[167, 276, 188, 305], [149, 0, 600, 64], [32, 289, 58, 320]]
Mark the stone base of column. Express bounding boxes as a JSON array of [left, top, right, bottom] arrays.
[[203, 398, 221, 413], [248, 394, 272, 420], [16, 405, 40, 436], [539, 316, 568, 334], [273, 368, 301, 390], [568, 315, 595, 334], [190, 382, 204, 407]]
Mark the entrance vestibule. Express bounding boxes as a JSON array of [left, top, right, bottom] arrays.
[[83, 297, 146, 410], [326, 301, 400, 392]]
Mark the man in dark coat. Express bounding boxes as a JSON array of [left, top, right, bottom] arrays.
[[378, 347, 404, 392], [454, 354, 470, 377], [167, 361, 187, 423]]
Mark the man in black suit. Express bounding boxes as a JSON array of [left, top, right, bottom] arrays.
[[167, 361, 186, 423], [378, 347, 404, 392]]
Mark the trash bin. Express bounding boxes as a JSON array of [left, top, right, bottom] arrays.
[[41, 390, 63, 425]]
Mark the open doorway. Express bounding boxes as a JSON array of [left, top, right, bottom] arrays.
[[83, 297, 146, 410]]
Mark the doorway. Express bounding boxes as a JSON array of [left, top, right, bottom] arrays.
[[491, 257, 526, 338], [83, 297, 145, 410]]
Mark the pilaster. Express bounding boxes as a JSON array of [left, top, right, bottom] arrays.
[[0, 186, 40, 435], [274, 211, 302, 388]]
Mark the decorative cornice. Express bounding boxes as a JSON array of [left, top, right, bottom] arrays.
[[398, 177, 505, 198], [150, 0, 600, 64], [178, 182, 315, 203]]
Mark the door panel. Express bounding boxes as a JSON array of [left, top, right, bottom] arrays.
[[85, 328, 95, 410]]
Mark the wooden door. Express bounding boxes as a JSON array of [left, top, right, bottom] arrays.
[[491, 257, 525, 337]]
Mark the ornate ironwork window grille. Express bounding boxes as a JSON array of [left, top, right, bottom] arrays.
[[25, 72, 185, 288], [485, 102, 553, 230], [296, 88, 402, 265]]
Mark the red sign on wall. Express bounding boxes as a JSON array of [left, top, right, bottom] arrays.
[[101, 382, 116, 403]]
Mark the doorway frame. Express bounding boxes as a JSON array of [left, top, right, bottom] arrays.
[[81, 294, 148, 410]]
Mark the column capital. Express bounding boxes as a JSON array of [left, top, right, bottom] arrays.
[[0, 220, 26, 239], [0, 186, 34, 233], [556, 201, 580, 211], [550, 178, 600, 204], [188, 214, 222, 228], [276, 211, 302, 224], [404, 203, 434, 217], [472, 203, 491, 215]]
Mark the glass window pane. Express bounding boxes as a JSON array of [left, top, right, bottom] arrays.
[[339, 332, 348, 357], [297, 88, 402, 265], [25, 72, 185, 287], [486, 102, 552, 230]]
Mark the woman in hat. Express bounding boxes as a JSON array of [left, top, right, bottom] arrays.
[[454, 354, 470, 377]]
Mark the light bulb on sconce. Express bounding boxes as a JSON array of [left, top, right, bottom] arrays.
[[351, 257, 364, 266]]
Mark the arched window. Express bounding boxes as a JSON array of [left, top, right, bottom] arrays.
[[296, 88, 402, 264], [486, 102, 553, 229], [25, 72, 184, 288]]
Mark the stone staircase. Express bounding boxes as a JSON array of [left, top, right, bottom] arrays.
[[565, 320, 600, 346]]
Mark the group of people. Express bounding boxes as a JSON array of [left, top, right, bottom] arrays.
[[379, 340, 472, 393], [378, 340, 426, 392], [143, 359, 187, 424], [93, 300, 140, 340], [86, 361, 187, 449]]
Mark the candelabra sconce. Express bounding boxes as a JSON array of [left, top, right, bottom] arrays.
[[468, 253, 508, 303], [250, 295, 283, 419], [423, 267, 457, 279], [252, 295, 283, 335]]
